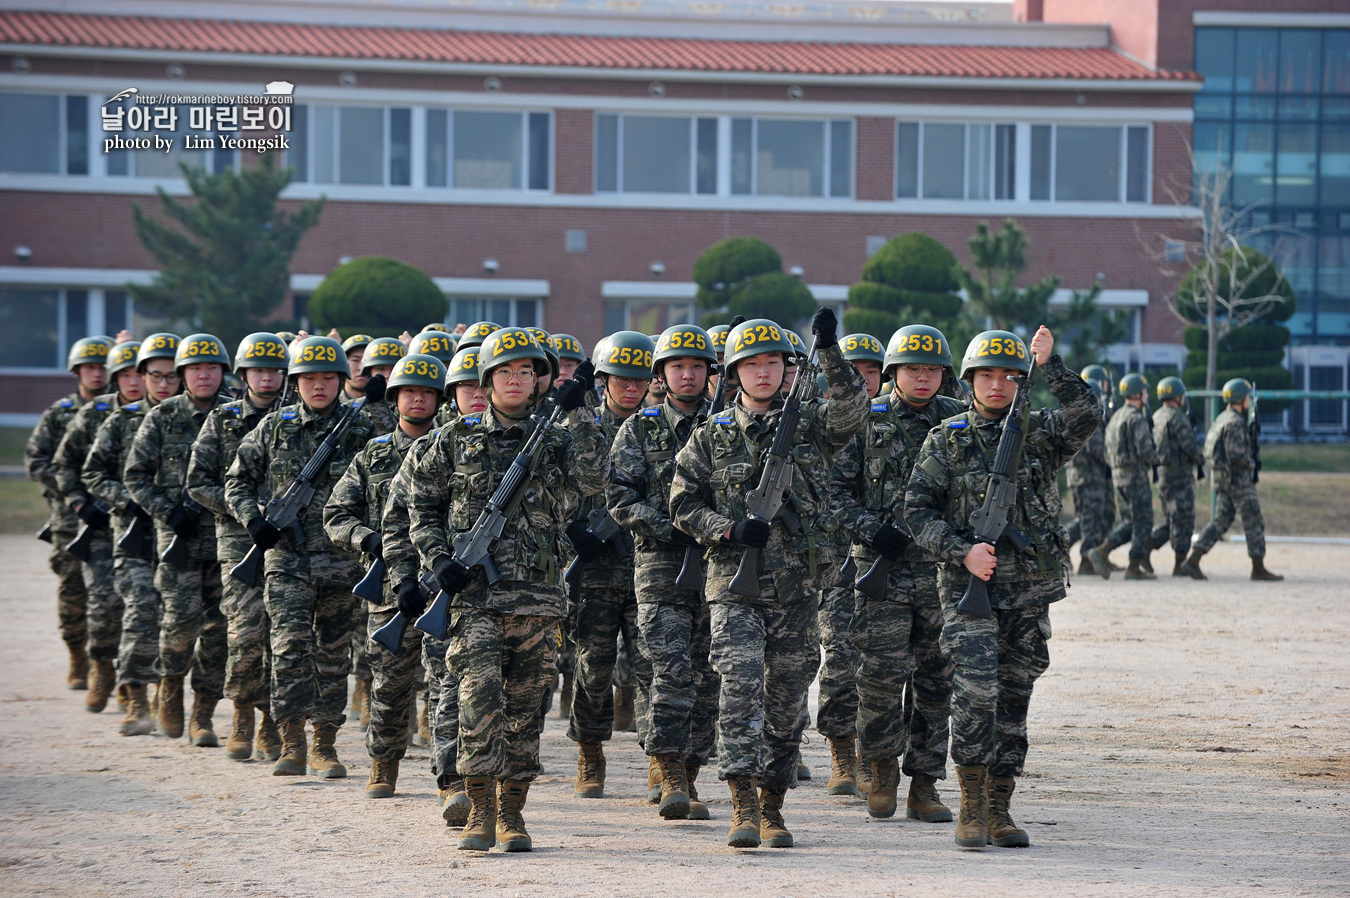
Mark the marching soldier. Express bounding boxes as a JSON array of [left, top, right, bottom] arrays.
[[353, 336, 407, 437], [442, 345, 488, 420], [1066, 365, 1116, 574], [1089, 373, 1160, 580], [551, 334, 585, 384], [341, 333, 374, 403], [1150, 377, 1206, 578]]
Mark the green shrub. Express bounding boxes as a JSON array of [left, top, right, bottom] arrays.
[[842, 308, 899, 342], [847, 281, 908, 312], [308, 257, 445, 337], [693, 237, 782, 311], [727, 272, 815, 328], [861, 233, 959, 292]]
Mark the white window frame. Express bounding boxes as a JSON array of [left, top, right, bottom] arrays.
[[423, 107, 553, 192], [735, 116, 854, 199], [1030, 122, 1153, 204], [445, 297, 543, 329], [0, 284, 127, 373], [595, 113, 711, 195]]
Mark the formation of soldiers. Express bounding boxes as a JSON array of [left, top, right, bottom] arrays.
[[25, 308, 1279, 854]]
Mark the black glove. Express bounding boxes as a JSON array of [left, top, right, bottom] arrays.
[[433, 556, 475, 597], [573, 359, 596, 392], [554, 378, 589, 412], [77, 501, 109, 528], [395, 578, 426, 619], [669, 527, 700, 549], [126, 501, 146, 519], [246, 516, 281, 550], [726, 518, 771, 549], [811, 307, 838, 349], [566, 520, 607, 562], [868, 524, 908, 560], [360, 532, 383, 558], [363, 373, 387, 404], [166, 505, 200, 539]]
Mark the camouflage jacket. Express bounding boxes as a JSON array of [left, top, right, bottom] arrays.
[[1066, 399, 1111, 489], [225, 399, 376, 559], [380, 428, 441, 593], [669, 343, 868, 605], [1203, 408, 1254, 488], [607, 397, 711, 606], [904, 355, 1101, 604], [1105, 402, 1159, 487], [53, 392, 125, 515], [186, 396, 278, 556], [25, 391, 92, 531], [346, 391, 398, 436], [81, 400, 152, 546], [125, 391, 232, 562], [572, 401, 638, 589], [1153, 404, 1203, 482], [407, 406, 606, 617]]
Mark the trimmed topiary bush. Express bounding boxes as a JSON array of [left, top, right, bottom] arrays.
[[308, 256, 445, 337], [727, 272, 815, 327], [693, 237, 783, 312], [844, 232, 964, 342]]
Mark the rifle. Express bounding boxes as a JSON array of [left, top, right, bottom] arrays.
[[1143, 399, 1159, 484], [229, 399, 366, 588], [65, 498, 112, 562], [36, 522, 53, 544], [956, 367, 1037, 620], [563, 506, 632, 602], [728, 333, 822, 598], [353, 554, 386, 603], [838, 550, 857, 583], [413, 403, 565, 640], [160, 496, 204, 567], [1186, 397, 1205, 480], [853, 514, 912, 602], [1249, 383, 1262, 484], [117, 508, 154, 558], [370, 571, 441, 655]]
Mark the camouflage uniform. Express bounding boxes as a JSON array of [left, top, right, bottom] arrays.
[[407, 406, 606, 781], [669, 344, 867, 789], [1065, 401, 1114, 551], [832, 390, 966, 772], [25, 392, 91, 651], [1102, 403, 1160, 559], [225, 401, 375, 727], [608, 398, 719, 763], [348, 392, 398, 684], [124, 392, 231, 700], [1150, 404, 1204, 555], [1194, 409, 1266, 558], [904, 355, 1100, 776]]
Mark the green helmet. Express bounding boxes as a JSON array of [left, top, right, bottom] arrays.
[[361, 337, 407, 373], [595, 331, 656, 380], [1080, 364, 1111, 390], [458, 321, 501, 350], [1222, 378, 1252, 404], [1156, 376, 1186, 401], [67, 336, 112, 371], [477, 326, 549, 386], [1118, 372, 1148, 399], [526, 327, 560, 381], [421, 322, 451, 333], [287, 336, 347, 376], [136, 333, 180, 370], [841, 333, 885, 366], [106, 341, 141, 377], [784, 329, 808, 362], [654, 324, 718, 376], [234, 332, 290, 370], [406, 331, 459, 364], [341, 333, 373, 354], [175, 333, 231, 372], [551, 333, 585, 362], [884, 325, 954, 375], [725, 319, 794, 372], [445, 346, 482, 389], [960, 330, 1031, 379], [386, 353, 447, 395], [707, 324, 730, 358], [275, 330, 297, 344]]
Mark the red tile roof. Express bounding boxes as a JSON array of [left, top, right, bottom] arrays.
[[0, 10, 1198, 82]]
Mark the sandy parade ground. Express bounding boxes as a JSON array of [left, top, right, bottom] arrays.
[[0, 534, 1346, 898]]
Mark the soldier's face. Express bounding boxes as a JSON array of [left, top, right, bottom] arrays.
[[738, 353, 785, 401], [297, 372, 340, 410], [182, 363, 223, 400], [971, 367, 1022, 412], [606, 375, 649, 412], [893, 363, 941, 404], [489, 361, 537, 414], [77, 363, 108, 392], [115, 369, 145, 402], [245, 367, 285, 398], [347, 348, 367, 387], [396, 385, 439, 420], [661, 357, 708, 399], [558, 359, 578, 382], [782, 363, 798, 393], [853, 360, 883, 399], [367, 364, 395, 380], [454, 383, 488, 413], [142, 359, 180, 401]]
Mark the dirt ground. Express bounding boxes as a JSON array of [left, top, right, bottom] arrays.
[[0, 535, 1346, 898]]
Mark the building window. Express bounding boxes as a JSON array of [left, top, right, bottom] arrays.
[[603, 300, 696, 335], [101, 97, 236, 179], [447, 298, 540, 329], [0, 93, 91, 176], [290, 104, 416, 186], [596, 114, 718, 195], [896, 121, 1019, 201], [0, 287, 121, 369], [1026, 124, 1150, 203], [732, 117, 852, 198], [426, 109, 550, 190]]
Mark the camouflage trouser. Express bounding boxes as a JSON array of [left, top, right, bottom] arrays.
[[939, 594, 1051, 778], [1194, 481, 1266, 559], [449, 609, 556, 781], [364, 607, 424, 764], [635, 602, 719, 763], [1151, 477, 1196, 556], [816, 585, 859, 740], [1105, 479, 1154, 559], [567, 584, 652, 745], [264, 568, 356, 727], [1067, 481, 1114, 551], [709, 595, 818, 792], [352, 603, 373, 682], [422, 631, 459, 785], [154, 559, 227, 701], [613, 630, 633, 689], [49, 528, 88, 648], [83, 532, 122, 662], [114, 555, 160, 686], [904, 597, 952, 779], [219, 557, 271, 708], [556, 633, 575, 675]]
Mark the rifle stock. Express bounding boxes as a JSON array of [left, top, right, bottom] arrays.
[[229, 544, 264, 588], [353, 556, 386, 602], [36, 522, 53, 543], [66, 499, 112, 562], [372, 572, 440, 654], [160, 497, 204, 568], [117, 511, 153, 558]]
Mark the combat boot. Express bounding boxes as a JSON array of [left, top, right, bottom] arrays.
[[352, 677, 371, 731], [254, 706, 282, 761], [272, 715, 307, 776], [66, 641, 89, 690], [987, 775, 1030, 847], [417, 696, 430, 746], [187, 694, 219, 747], [955, 765, 989, 849], [1124, 558, 1156, 580], [1076, 555, 1096, 576], [646, 754, 663, 802], [308, 722, 347, 778], [458, 776, 496, 851], [575, 741, 605, 797], [685, 757, 709, 820], [366, 758, 399, 799], [496, 779, 533, 852], [797, 758, 812, 780], [613, 686, 635, 732], [1171, 552, 1189, 577], [826, 734, 861, 797], [1180, 547, 1207, 580], [867, 758, 900, 819], [558, 670, 573, 719], [225, 701, 255, 760], [118, 684, 155, 737], [759, 786, 793, 848], [157, 676, 185, 739], [440, 775, 470, 827], [1086, 544, 1113, 579], [907, 771, 953, 822], [1140, 554, 1155, 574], [726, 776, 761, 848], [1251, 558, 1284, 581], [116, 683, 129, 714], [656, 753, 690, 819], [85, 659, 115, 713]]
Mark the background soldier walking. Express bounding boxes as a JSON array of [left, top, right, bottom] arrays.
[[1066, 365, 1115, 574], [1090, 373, 1161, 581], [1150, 377, 1206, 578]]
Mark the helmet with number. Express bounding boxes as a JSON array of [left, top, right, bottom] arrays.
[[1118, 372, 1149, 399], [457, 321, 501, 350], [551, 333, 585, 363], [883, 325, 953, 376], [67, 336, 112, 371], [841, 333, 885, 367], [341, 333, 373, 354], [707, 324, 730, 358], [477, 327, 549, 386], [784, 329, 809, 363], [386, 353, 446, 396], [1222, 378, 1252, 404], [406, 330, 459, 364], [174, 333, 231, 373], [234, 332, 290, 371], [106, 341, 141, 377], [445, 346, 482, 390], [959, 330, 1031, 380], [360, 336, 406, 373], [421, 322, 451, 333], [274, 330, 297, 344], [136, 333, 180, 370], [526, 327, 560, 381], [595, 331, 655, 380], [724, 319, 794, 373], [1156, 376, 1186, 401], [654, 324, 717, 376], [1080, 364, 1111, 391], [287, 336, 346, 377]]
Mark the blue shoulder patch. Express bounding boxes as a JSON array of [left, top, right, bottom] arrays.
[[462, 417, 481, 426], [280, 410, 298, 420], [223, 405, 240, 416], [715, 414, 733, 425], [373, 434, 392, 443], [641, 407, 661, 417], [871, 402, 888, 412], [59, 399, 74, 408], [124, 402, 141, 411], [95, 402, 110, 411], [948, 420, 968, 428]]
